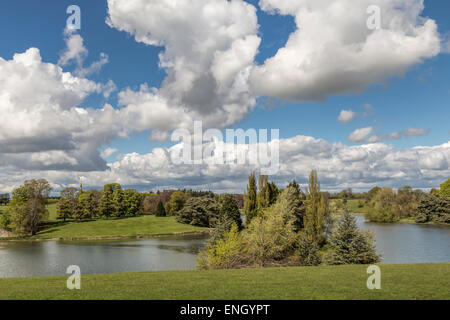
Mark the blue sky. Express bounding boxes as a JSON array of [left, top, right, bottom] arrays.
[[0, 0, 449, 192]]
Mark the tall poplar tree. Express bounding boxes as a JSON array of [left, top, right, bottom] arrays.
[[304, 170, 329, 244], [244, 172, 257, 225]]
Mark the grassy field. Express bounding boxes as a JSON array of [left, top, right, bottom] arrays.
[[30, 215, 208, 240], [0, 263, 448, 300]]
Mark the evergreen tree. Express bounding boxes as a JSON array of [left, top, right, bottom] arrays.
[[155, 199, 167, 217], [218, 194, 242, 230], [244, 172, 257, 225], [325, 213, 380, 265]]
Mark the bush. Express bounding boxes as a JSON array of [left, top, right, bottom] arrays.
[[415, 196, 450, 224], [325, 213, 381, 265], [197, 223, 244, 270], [176, 197, 219, 227]]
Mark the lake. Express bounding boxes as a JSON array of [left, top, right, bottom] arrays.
[[0, 217, 448, 278]]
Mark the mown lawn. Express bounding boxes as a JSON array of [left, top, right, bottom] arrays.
[[0, 263, 448, 300], [31, 215, 208, 240]]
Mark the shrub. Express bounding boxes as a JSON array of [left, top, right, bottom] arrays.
[[325, 213, 380, 265], [197, 223, 244, 270]]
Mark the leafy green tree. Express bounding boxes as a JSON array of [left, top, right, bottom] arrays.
[[155, 200, 166, 217], [277, 185, 305, 232], [440, 179, 450, 198], [365, 186, 381, 203], [396, 186, 422, 218], [57, 187, 79, 221], [165, 191, 186, 216], [122, 189, 143, 216], [9, 179, 52, 235], [366, 188, 399, 222], [176, 197, 219, 227], [244, 172, 257, 225], [218, 194, 242, 230], [99, 183, 121, 218], [304, 170, 329, 244], [268, 182, 279, 205], [325, 213, 380, 265], [78, 190, 102, 219]]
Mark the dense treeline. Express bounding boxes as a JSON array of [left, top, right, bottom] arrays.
[[363, 179, 450, 224]]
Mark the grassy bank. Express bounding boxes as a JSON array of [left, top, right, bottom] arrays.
[[0, 263, 448, 300], [2, 215, 208, 241]]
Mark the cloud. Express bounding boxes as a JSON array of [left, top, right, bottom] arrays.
[[0, 48, 124, 171], [106, 0, 261, 137], [404, 128, 429, 137], [58, 31, 88, 68], [59, 30, 110, 78], [348, 127, 373, 143], [1, 136, 448, 194], [369, 128, 429, 142], [338, 110, 358, 123], [101, 148, 118, 159], [250, 0, 441, 102]]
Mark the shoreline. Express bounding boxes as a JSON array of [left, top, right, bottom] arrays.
[[0, 229, 211, 243]]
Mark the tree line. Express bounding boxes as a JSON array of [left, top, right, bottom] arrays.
[[363, 178, 450, 224]]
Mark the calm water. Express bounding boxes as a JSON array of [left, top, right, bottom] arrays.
[[0, 218, 449, 278], [355, 215, 450, 264], [0, 234, 208, 278]]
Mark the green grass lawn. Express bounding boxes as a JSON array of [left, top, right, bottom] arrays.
[[0, 263, 448, 300], [31, 215, 208, 240]]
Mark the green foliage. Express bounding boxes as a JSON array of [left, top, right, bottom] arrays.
[[155, 200, 166, 217], [244, 191, 298, 267], [415, 195, 450, 224], [366, 188, 399, 222], [257, 174, 270, 213], [57, 187, 79, 221], [297, 233, 321, 266], [122, 189, 144, 216], [396, 186, 423, 218], [218, 194, 242, 230], [99, 183, 121, 218], [325, 213, 381, 265], [304, 170, 329, 244], [165, 191, 186, 216], [9, 179, 51, 235], [440, 179, 450, 198], [0, 209, 11, 230], [430, 188, 440, 197], [78, 190, 102, 219], [244, 172, 257, 225], [176, 197, 218, 227], [198, 223, 243, 270]]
